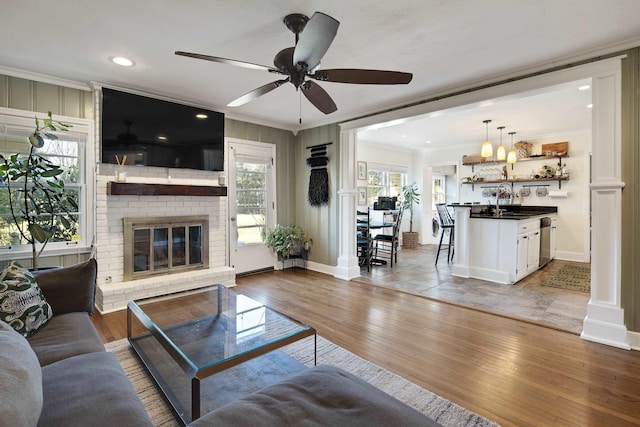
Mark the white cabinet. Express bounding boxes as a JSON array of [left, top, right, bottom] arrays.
[[516, 219, 541, 281], [527, 229, 541, 272]]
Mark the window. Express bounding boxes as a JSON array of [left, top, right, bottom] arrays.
[[235, 160, 268, 245], [366, 163, 408, 207], [432, 174, 446, 209], [0, 110, 94, 260]]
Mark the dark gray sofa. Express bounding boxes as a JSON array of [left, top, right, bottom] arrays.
[[22, 259, 152, 426], [191, 364, 441, 427]]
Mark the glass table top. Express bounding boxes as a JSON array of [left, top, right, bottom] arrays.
[[128, 285, 314, 376]]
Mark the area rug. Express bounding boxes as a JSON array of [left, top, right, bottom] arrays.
[[106, 336, 498, 427], [541, 264, 591, 293]]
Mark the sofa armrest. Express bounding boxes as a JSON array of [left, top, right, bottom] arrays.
[[31, 259, 97, 315]]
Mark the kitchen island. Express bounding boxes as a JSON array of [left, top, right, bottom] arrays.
[[451, 204, 557, 284]]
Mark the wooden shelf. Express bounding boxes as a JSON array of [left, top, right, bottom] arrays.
[[108, 182, 227, 197], [463, 155, 569, 172], [462, 177, 568, 185], [462, 177, 568, 190]]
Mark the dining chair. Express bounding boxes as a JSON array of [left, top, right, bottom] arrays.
[[372, 207, 404, 267]]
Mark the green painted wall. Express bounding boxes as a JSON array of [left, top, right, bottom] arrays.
[[295, 124, 340, 266], [621, 48, 640, 333], [226, 118, 341, 266], [0, 75, 93, 118]]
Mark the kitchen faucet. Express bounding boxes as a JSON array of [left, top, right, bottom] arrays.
[[495, 183, 513, 216]]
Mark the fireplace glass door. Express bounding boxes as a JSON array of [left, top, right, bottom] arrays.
[[124, 216, 208, 281]]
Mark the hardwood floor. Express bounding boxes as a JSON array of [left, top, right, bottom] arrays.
[[91, 269, 640, 427]]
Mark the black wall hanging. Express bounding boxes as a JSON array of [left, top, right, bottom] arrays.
[[306, 143, 332, 207]]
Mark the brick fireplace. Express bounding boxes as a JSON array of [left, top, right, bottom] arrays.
[[95, 165, 235, 313]]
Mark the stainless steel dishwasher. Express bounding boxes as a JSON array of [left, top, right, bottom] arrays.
[[539, 217, 552, 267]]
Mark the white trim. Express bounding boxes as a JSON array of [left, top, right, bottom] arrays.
[[226, 137, 277, 274], [0, 65, 91, 91], [340, 57, 625, 132], [306, 260, 338, 277], [0, 107, 95, 261]]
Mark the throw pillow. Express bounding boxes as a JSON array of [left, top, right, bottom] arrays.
[[0, 262, 53, 337], [0, 320, 44, 426], [31, 258, 97, 315]]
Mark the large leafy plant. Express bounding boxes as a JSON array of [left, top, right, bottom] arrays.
[[265, 224, 312, 258], [401, 182, 420, 233], [0, 112, 77, 269]]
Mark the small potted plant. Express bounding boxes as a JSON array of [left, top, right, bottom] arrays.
[[401, 182, 420, 249], [0, 111, 77, 269], [265, 224, 312, 263]]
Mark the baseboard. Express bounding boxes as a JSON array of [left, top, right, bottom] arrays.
[[306, 260, 337, 277], [555, 251, 590, 262], [628, 330, 640, 351]]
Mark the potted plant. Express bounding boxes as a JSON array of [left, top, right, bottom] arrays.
[[401, 182, 420, 249], [265, 224, 312, 263], [0, 111, 77, 269]]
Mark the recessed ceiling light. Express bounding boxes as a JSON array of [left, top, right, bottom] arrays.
[[578, 85, 591, 91], [157, 135, 167, 141], [196, 113, 208, 119], [587, 104, 593, 108], [111, 56, 134, 67], [425, 140, 432, 144], [401, 134, 407, 138]]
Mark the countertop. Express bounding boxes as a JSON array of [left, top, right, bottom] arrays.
[[451, 204, 557, 220]]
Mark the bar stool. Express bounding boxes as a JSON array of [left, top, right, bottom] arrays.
[[435, 203, 454, 264]]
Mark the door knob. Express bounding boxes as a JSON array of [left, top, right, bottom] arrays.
[[230, 217, 236, 221]]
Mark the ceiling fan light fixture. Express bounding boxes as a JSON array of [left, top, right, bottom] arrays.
[[175, 11, 412, 116], [496, 126, 506, 161], [481, 119, 493, 158]]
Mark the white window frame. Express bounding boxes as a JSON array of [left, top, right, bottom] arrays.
[[366, 162, 408, 207], [0, 107, 95, 261]]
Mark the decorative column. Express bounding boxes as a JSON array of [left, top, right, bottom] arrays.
[[581, 65, 630, 349], [451, 206, 471, 278], [334, 128, 361, 280]]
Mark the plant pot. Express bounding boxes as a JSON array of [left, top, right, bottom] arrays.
[[402, 232, 419, 249]]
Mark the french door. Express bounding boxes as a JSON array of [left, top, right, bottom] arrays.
[[228, 139, 276, 274]]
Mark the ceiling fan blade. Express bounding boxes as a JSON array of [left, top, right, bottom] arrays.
[[311, 69, 413, 85], [227, 79, 289, 107], [301, 81, 337, 114], [293, 12, 339, 71], [175, 51, 278, 72]]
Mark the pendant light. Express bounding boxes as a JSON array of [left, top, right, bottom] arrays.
[[507, 131, 517, 166], [496, 126, 506, 161], [480, 119, 493, 158]]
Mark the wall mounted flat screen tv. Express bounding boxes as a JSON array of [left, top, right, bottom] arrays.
[[101, 88, 225, 171]]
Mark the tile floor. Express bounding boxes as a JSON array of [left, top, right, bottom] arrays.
[[353, 244, 590, 334]]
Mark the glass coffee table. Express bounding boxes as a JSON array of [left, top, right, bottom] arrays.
[[127, 284, 316, 424]]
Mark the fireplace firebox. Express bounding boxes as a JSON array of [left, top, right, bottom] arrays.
[[123, 216, 209, 281]]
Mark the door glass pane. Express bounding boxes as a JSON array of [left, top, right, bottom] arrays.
[[236, 161, 267, 245], [172, 227, 186, 266], [189, 225, 202, 265], [133, 229, 150, 272], [154, 228, 169, 270]]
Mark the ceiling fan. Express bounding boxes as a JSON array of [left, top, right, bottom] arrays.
[[175, 12, 412, 115]]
